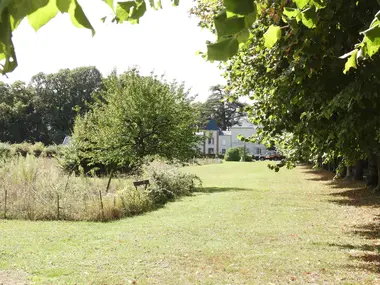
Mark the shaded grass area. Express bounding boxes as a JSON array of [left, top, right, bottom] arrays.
[[0, 162, 380, 284], [300, 167, 380, 276]]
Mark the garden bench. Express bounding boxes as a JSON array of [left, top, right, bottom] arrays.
[[133, 179, 150, 190]]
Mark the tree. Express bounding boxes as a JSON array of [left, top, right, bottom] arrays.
[[0, 81, 46, 143], [63, 69, 200, 174], [191, 0, 380, 190], [2, 1, 379, 75], [30, 66, 102, 144], [197, 85, 245, 130], [0, 66, 102, 144]]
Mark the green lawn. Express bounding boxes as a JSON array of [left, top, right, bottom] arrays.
[[1, 162, 379, 284]]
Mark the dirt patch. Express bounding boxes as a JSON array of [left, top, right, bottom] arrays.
[[0, 270, 29, 285]]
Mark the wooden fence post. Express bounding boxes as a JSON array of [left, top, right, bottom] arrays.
[[56, 193, 60, 220], [99, 190, 105, 221], [4, 188, 7, 219]]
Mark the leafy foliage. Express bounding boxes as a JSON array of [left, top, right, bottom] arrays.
[[0, 66, 102, 144], [192, 0, 380, 188], [62, 69, 201, 174], [224, 147, 240, 161], [194, 85, 245, 131], [0, 1, 380, 73]]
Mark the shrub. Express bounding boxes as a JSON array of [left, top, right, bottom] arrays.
[[0, 143, 12, 160], [245, 155, 253, 162], [31, 142, 45, 157], [43, 145, 60, 158], [224, 147, 241, 161], [217, 154, 225, 159], [142, 158, 202, 205], [118, 186, 153, 216], [12, 142, 31, 157]]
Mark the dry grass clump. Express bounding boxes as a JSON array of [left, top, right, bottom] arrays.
[[0, 156, 201, 222]]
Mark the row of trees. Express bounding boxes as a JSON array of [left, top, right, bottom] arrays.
[[191, 1, 380, 189], [0, 66, 102, 144]]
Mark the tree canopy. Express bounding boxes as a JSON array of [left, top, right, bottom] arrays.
[[0, 66, 102, 144], [191, 0, 380, 189], [1, 0, 379, 74], [62, 69, 200, 174], [194, 85, 245, 131]]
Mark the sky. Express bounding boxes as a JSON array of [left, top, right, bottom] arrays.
[[1, 0, 225, 101]]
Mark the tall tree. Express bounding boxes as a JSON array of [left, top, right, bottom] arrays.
[[199, 85, 245, 130], [63, 69, 200, 173], [30, 66, 102, 144]]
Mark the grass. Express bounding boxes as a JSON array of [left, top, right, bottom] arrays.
[[1, 162, 380, 284]]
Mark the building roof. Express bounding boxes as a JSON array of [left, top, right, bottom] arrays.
[[204, 119, 220, 131]]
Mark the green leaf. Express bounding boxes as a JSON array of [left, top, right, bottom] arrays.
[[0, 10, 17, 74], [57, 0, 71, 13], [341, 49, 358, 74], [27, 0, 59, 31], [244, 9, 257, 28], [8, 0, 49, 30], [311, 0, 326, 9], [172, 0, 179, 6], [362, 23, 380, 56], [207, 38, 239, 61], [214, 11, 245, 39], [68, 0, 95, 35], [129, 1, 146, 23], [301, 8, 317, 29], [116, 1, 146, 24], [264, 25, 282, 49], [116, 2, 135, 22], [283, 8, 300, 18], [0, 0, 12, 22], [293, 0, 310, 9], [103, 0, 114, 11], [236, 28, 250, 43], [223, 0, 255, 15]]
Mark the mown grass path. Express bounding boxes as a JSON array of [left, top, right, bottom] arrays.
[[0, 162, 379, 284]]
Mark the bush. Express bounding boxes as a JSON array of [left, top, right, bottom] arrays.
[[43, 145, 60, 158], [31, 142, 45, 157], [245, 155, 253, 162], [224, 147, 241, 161], [12, 142, 31, 157], [142, 158, 202, 205], [0, 143, 12, 160]]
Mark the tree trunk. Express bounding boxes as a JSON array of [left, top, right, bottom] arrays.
[[345, 166, 353, 179], [367, 154, 378, 187], [354, 160, 364, 181]]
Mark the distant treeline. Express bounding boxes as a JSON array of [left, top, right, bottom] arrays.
[[0, 66, 102, 145]]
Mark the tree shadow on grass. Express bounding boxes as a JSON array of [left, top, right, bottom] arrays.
[[300, 166, 380, 274], [302, 168, 335, 181], [300, 166, 380, 207], [195, 187, 251, 194], [329, 239, 380, 273]]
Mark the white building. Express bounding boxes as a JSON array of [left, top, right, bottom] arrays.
[[196, 118, 267, 155]]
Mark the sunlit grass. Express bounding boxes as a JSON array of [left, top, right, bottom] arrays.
[[0, 162, 379, 284]]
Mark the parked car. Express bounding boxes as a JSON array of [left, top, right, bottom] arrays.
[[253, 154, 266, 160], [253, 151, 283, 161]]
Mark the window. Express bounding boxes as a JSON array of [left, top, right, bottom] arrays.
[[222, 149, 226, 154], [256, 148, 262, 154], [208, 148, 214, 154], [222, 139, 226, 146], [208, 138, 214, 144]]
